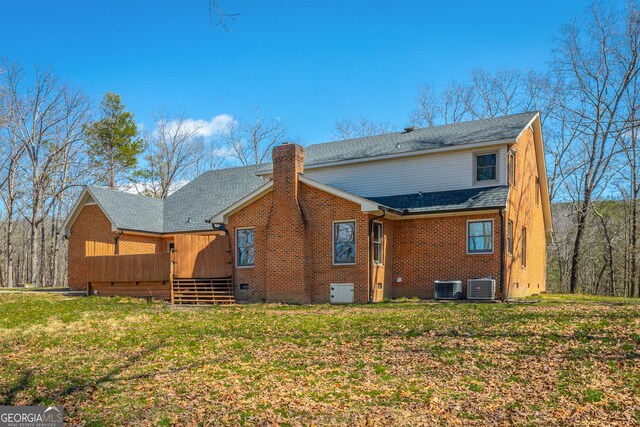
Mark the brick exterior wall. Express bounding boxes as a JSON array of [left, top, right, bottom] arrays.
[[506, 127, 547, 297], [266, 144, 311, 303], [392, 213, 502, 299], [68, 135, 547, 302], [228, 144, 371, 304], [229, 192, 272, 302], [67, 205, 165, 291], [299, 185, 370, 303], [227, 143, 533, 304], [118, 234, 164, 255]]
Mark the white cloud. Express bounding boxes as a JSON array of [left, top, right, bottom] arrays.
[[183, 114, 235, 137]]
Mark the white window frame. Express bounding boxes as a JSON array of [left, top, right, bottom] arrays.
[[507, 220, 513, 255], [467, 219, 494, 255], [372, 221, 383, 265], [235, 227, 255, 268], [473, 151, 499, 184], [332, 220, 356, 266]]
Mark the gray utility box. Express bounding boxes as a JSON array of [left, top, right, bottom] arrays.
[[467, 278, 496, 300], [434, 280, 462, 300], [330, 283, 354, 304]]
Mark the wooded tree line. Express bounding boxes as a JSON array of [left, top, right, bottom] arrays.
[[1, 1, 639, 295], [0, 59, 290, 287]]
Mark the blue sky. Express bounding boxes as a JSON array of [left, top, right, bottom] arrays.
[[2, 1, 588, 144]]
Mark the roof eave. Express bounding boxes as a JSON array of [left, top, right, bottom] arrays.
[[60, 187, 120, 237], [298, 175, 382, 213], [527, 114, 554, 242], [383, 206, 505, 220], [209, 181, 274, 224]]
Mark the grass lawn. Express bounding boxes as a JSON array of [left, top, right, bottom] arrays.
[[0, 294, 638, 426]]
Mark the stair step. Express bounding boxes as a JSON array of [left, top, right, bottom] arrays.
[[171, 277, 235, 305]]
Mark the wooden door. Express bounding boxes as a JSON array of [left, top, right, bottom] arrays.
[[173, 234, 232, 278]]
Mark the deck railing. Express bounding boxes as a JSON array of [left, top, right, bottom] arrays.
[[86, 253, 172, 283]]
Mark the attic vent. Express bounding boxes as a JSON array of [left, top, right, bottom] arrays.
[[403, 126, 416, 133]]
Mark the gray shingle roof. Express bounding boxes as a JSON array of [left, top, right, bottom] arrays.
[[162, 165, 265, 232], [80, 112, 532, 233], [88, 186, 164, 233], [303, 112, 537, 165], [368, 186, 510, 214], [86, 165, 265, 234]]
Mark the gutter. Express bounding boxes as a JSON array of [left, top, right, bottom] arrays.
[[399, 205, 504, 216], [499, 208, 505, 298], [368, 209, 387, 303]]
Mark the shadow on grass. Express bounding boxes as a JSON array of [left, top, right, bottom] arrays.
[[0, 369, 33, 405], [1, 342, 208, 406]]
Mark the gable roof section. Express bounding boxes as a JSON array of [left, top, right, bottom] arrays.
[[163, 165, 265, 232], [62, 112, 543, 235], [89, 186, 165, 233], [208, 176, 385, 224], [367, 186, 509, 214], [298, 112, 538, 167], [61, 186, 164, 236], [208, 180, 273, 225]]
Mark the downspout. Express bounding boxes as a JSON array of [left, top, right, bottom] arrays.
[[499, 208, 506, 300], [206, 219, 228, 235], [368, 209, 386, 303], [114, 231, 122, 255]]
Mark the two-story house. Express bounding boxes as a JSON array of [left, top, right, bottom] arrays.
[[61, 111, 551, 304]]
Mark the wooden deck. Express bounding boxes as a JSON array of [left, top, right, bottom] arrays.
[[85, 234, 235, 304]]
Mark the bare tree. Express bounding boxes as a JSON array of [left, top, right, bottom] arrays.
[[333, 117, 395, 140], [208, 1, 238, 31], [553, 2, 640, 293], [621, 40, 640, 297], [222, 111, 287, 165], [142, 112, 205, 198], [1, 62, 91, 286], [411, 69, 550, 128], [0, 71, 24, 287]]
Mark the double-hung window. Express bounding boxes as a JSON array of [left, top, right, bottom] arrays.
[[467, 220, 493, 254], [372, 222, 383, 264], [333, 221, 356, 265], [475, 152, 497, 182], [236, 228, 255, 267]]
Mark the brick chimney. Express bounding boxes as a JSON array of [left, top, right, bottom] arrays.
[[272, 143, 304, 200], [266, 143, 310, 303]]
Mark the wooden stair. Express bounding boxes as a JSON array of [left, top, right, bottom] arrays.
[[172, 277, 235, 305]]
